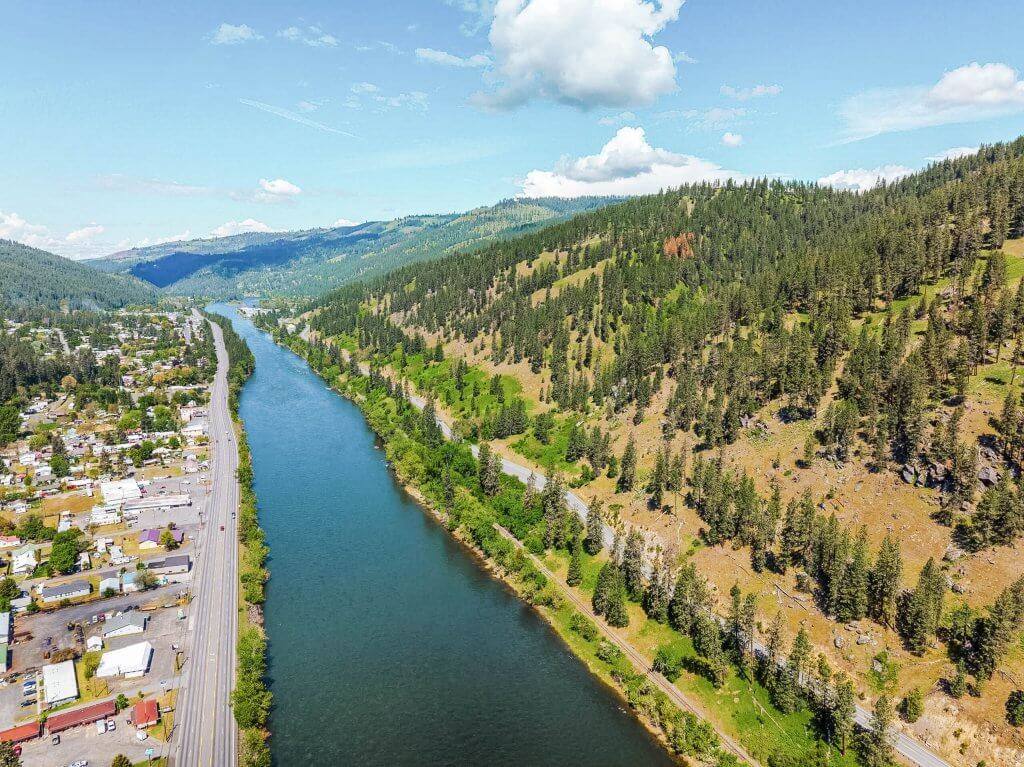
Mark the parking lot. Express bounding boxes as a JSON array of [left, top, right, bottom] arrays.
[[0, 594, 190, 731], [16, 715, 168, 766]]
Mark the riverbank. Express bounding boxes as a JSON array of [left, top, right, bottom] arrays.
[[263, 326, 748, 767], [204, 310, 270, 767]]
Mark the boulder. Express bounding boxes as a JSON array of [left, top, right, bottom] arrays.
[[857, 635, 872, 646], [978, 465, 1000, 487], [834, 636, 846, 649], [901, 464, 918, 485], [943, 545, 965, 563]]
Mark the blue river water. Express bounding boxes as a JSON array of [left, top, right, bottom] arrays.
[[210, 304, 674, 766]]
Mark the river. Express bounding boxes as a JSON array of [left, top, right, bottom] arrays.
[[209, 304, 674, 767]]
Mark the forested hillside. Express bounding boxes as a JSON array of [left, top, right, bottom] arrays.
[[0, 239, 156, 310], [96, 197, 615, 298], [288, 137, 1024, 765]]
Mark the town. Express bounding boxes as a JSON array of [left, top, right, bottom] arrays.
[[0, 308, 219, 764]]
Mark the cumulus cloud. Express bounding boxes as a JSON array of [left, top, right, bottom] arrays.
[[211, 23, 262, 45], [926, 146, 979, 162], [479, 0, 684, 109], [415, 47, 490, 67], [721, 132, 743, 147], [720, 83, 781, 100], [0, 211, 115, 259], [257, 178, 301, 197], [518, 126, 742, 197], [817, 165, 914, 193], [65, 224, 105, 244], [277, 25, 338, 47], [332, 218, 360, 227], [840, 62, 1024, 141], [211, 219, 278, 238]]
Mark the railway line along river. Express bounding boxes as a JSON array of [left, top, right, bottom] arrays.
[[210, 304, 675, 766]]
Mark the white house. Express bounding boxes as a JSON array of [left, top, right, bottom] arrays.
[[95, 641, 153, 679], [98, 575, 120, 595], [89, 507, 121, 526], [11, 547, 38, 575], [40, 580, 91, 604]]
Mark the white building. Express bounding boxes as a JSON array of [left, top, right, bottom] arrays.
[[11, 548, 38, 575], [99, 479, 142, 504], [42, 660, 79, 706], [101, 613, 147, 639], [95, 641, 153, 679]]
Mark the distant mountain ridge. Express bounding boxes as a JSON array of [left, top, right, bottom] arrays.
[[93, 197, 617, 298], [0, 239, 157, 310]]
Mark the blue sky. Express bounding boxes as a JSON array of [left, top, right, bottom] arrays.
[[2, 0, 1023, 258]]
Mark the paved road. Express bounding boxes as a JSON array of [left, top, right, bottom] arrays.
[[327, 334, 951, 767], [493, 523, 762, 766], [404, 372, 951, 767], [174, 311, 240, 767]]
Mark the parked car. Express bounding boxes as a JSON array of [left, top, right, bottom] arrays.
[[20, 699, 35, 708], [95, 720, 106, 734], [50, 734, 59, 745], [105, 719, 115, 731]]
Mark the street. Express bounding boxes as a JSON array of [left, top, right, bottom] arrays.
[[172, 311, 240, 767]]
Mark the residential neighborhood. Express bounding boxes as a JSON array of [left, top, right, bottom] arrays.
[[0, 309, 220, 763]]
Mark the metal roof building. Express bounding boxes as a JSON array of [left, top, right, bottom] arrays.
[[42, 659, 79, 706]]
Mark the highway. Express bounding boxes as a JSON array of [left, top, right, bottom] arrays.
[[406, 382, 951, 767], [174, 311, 240, 767], [330, 337, 951, 767]]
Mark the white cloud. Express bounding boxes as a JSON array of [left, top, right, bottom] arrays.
[[65, 224, 105, 244], [211, 23, 262, 45], [518, 126, 742, 197], [446, 0, 498, 36], [239, 99, 357, 137], [258, 178, 302, 197], [480, 0, 684, 109], [676, 106, 747, 130], [347, 82, 429, 111], [817, 165, 914, 193], [0, 211, 116, 259], [840, 62, 1024, 141], [673, 50, 696, 64], [415, 47, 490, 68], [598, 111, 637, 126], [296, 100, 322, 113], [721, 131, 743, 147], [332, 218, 360, 227], [277, 25, 337, 47], [0, 211, 57, 250], [926, 146, 979, 162], [211, 219, 278, 238], [720, 83, 781, 100]]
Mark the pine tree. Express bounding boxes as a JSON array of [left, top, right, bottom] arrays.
[[899, 557, 945, 655], [949, 661, 968, 698], [859, 695, 896, 767], [836, 525, 871, 622], [622, 530, 645, 598], [567, 537, 583, 587], [869, 534, 903, 629], [593, 562, 616, 616], [584, 496, 604, 555], [617, 434, 637, 492], [832, 676, 856, 754], [605, 566, 630, 627]]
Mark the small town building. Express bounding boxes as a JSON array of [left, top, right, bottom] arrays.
[[145, 554, 190, 576], [102, 613, 147, 639], [95, 641, 153, 679], [133, 698, 160, 729], [42, 660, 79, 706], [99, 479, 142, 503], [137, 528, 183, 549], [40, 579, 91, 604], [46, 699, 116, 733], [11, 546, 39, 575], [0, 721, 41, 744]]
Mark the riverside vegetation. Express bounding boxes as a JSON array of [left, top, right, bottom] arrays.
[[259, 137, 1024, 765], [204, 311, 271, 767], [263, 320, 868, 767]]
